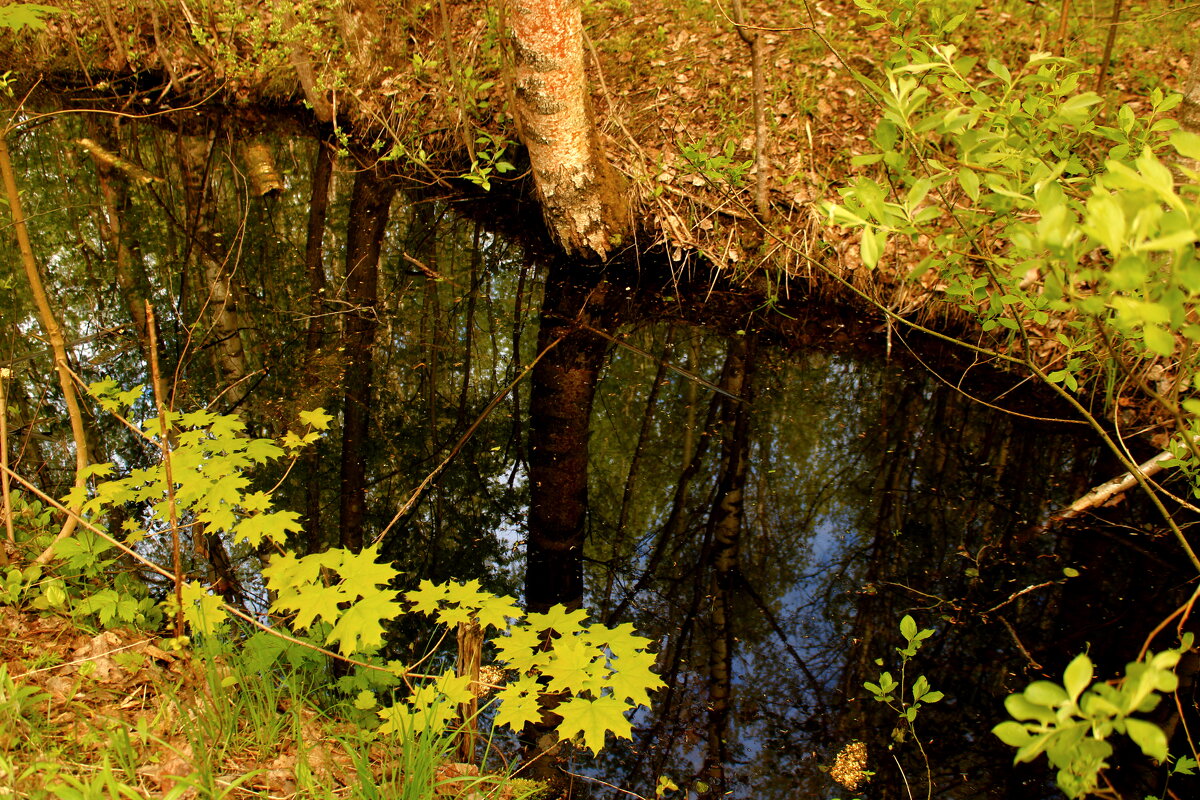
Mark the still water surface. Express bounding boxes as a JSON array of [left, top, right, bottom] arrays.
[[1, 110, 1195, 799]]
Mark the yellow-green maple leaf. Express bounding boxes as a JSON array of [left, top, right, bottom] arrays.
[[238, 490, 272, 514], [329, 544, 399, 597], [406, 579, 522, 631], [526, 605, 589, 636], [435, 604, 477, 627], [406, 578, 451, 616], [494, 625, 549, 673], [587, 621, 643, 649], [377, 704, 422, 739], [604, 652, 665, 706], [542, 637, 603, 694], [378, 670, 473, 740], [290, 583, 345, 629], [299, 408, 333, 430], [263, 551, 323, 607], [326, 592, 402, 654], [494, 675, 546, 732], [181, 581, 227, 636], [234, 509, 300, 546], [555, 695, 634, 754], [473, 595, 522, 629], [409, 669, 475, 710], [244, 438, 283, 463]]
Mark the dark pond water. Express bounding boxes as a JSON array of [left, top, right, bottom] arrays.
[[2, 108, 1197, 800]]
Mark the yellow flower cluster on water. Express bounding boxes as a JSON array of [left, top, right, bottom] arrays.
[[831, 740, 870, 791]]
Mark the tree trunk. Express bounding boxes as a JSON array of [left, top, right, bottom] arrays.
[[1181, 45, 1200, 142], [338, 165, 393, 553], [0, 133, 91, 563], [505, 0, 631, 261]]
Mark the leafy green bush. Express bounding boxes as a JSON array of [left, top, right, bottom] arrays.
[[994, 641, 1193, 798], [824, 0, 1200, 437]]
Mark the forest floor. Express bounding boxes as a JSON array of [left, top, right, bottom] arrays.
[[0, 602, 353, 797], [0, 599, 529, 798]]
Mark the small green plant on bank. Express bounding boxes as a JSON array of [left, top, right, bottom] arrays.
[[0, 664, 50, 743], [460, 132, 516, 191], [677, 137, 753, 188], [993, 638, 1193, 799], [44, 758, 146, 800]]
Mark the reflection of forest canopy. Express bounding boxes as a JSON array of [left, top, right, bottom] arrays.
[[577, 320, 1200, 798], [1, 118, 533, 594]]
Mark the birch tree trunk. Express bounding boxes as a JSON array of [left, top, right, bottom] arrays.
[[506, 0, 631, 261], [700, 334, 754, 798]]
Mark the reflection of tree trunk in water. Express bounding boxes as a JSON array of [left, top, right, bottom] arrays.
[[456, 221, 482, 426], [180, 133, 250, 411], [525, 262, 620, 613], [840, 368, 924, 700], [423, 258, 445, 544], [85, 118, 169, 403], [75, 122, 153, 485], [521, 262, 622, 794], [399, 202, 444, 573], [300, 140, 335, 555], [699, 333, 755, 797], [338, 165, 393, 553], [600, 328, 672, 616], [606, 387, 722, 623], [681, 336, 701, 465], [612, 378, 725, 785], [178, 131, 245, 599], [608, 335, 756, 795], [507, 260, 531, 470]]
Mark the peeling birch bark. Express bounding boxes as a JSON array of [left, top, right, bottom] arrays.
[[1052, 450, 1175, 522], [1034, 445, 1190, 534], [506, 0, 631, 260]]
